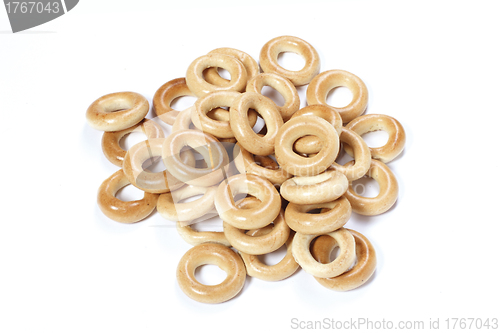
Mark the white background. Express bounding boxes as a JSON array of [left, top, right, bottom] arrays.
[[1, 1, 500, 332]]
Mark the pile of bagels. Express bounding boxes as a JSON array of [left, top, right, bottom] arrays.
[[86, 36, 406, 304]]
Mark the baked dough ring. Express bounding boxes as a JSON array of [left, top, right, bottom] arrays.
[[122, 138, 190, 193], [280, 170, 348, 204], [191, 91, 257, 139], [306, 70, 368, 123], [291, 228, 356, 278], [176, 219, 231, 247], [275, 116, 339, 176], [101, 119, 164, 167], [240, 228, 299, 281], [329, 128, 371, 181], [343, 159, 398, 215], [204, 48, 259, 86], [97, 169, 159, 223], [162, 130, 229, 187], [232, 143, 292, 185], [153, 77, 196, 125], [157, 185, 216, 222], [259, 35, 320, 86], [246, 73, 300, 121], [311, 229, 377, 291], [230, 92, 283, 156], [214, 174, 281, 230], [86, 92, 149, 131], [186, 54, 247, 97], [291, 105, 343, 155], [344, 114, 406, 163], [284, 196, 351, 235], [176, 243, 246, 304], [223, 197, 290, 255]]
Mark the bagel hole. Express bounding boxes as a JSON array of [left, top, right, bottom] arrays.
[[362, 131, 389, 148], [351, 176, 380, 198], [217, 68, 231, 80], [326, 86, 353, 108], [257, 243, 288, 266], [277, 52, 305, 71], [120, 132, 147, 151], [142, 156, 166, 173], [115, 184, 145, 201], [251, 114, 266, 135], [261, 85, 285, 107], [329, 246, 341, 262], [306, 208, 324, 214], [170, 95, 197, 111], [335, 143, 354, 165], [195, 264, 227, 286]]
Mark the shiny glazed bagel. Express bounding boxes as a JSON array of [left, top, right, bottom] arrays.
[[246, 73, 300, 121], [259, 35, 320, 86], [214, 174, 281, 230], [284, 196, 351, 235], [177, 243, 246, 304], [343, 159, 399, 215], [162, 129, 229, 187], [240, 227, 299, 281], [292, 228, 356, 278], [97, 169, 159, 223], [275, 116, 339, 177], [230, 92, 284, 156], [291, 105, 343, 155], [204, 48, 259, 86], [311, 229, 377, 291], [306, 70, 368, 123], [186, 54, 248, 97], [101, 119, 164, 167], [344, 114, 406, 163], [86, 91, 149, 131], [153, 77, 196, 125]]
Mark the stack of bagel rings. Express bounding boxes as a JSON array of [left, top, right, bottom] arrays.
[[86, 35, 405, 304]]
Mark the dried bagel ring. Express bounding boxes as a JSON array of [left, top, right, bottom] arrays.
[[153, 77, 196, 125], [259, 35, 320, 86], [176, 218, 231, 247], [122, 138, 190, 194], [275, 116, 339, 177], [101, 119, 164, 167], [232, 143, 291, 185], [204, 48, 259, 86], [97, 169, 159, 223], [306, 69, 368, 123], [344, 159, 398, 215], [284, 196, 351, 235], [214, 174, 281, 230], [157, 185, 216, 222], [344, 114, 406, 163], [280, 170, 348, 204], [186, 54, 247, 97], [162, 130, 229, 187], [329, 128, 371, 181], [311, 229, 377, 291], [246, 73, 300, 121], [291, 228, 355, 278], [291, 105, 343, 155], [240, 227, 299, 281], [86, 92, 149, 131], [223, 197, 290, 255], [177, 243, 246, 304], [230, 92, 284, 156], [191, 91, 257, 139]]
